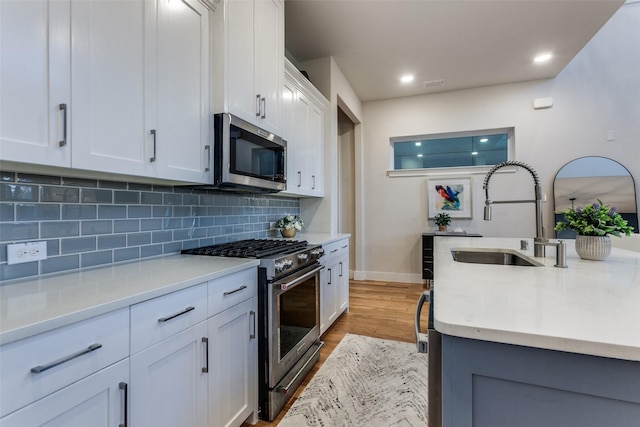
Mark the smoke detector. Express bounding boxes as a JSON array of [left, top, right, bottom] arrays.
[[423, 79, 444, 89]]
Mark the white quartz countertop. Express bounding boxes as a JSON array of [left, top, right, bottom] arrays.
[[291, 232, 350, 246], [433, 237, 640, 361], [0, 255, 259, 345]]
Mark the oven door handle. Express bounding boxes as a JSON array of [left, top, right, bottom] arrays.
[[273, 264, 324, 292]]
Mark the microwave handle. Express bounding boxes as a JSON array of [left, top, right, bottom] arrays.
[[415, 290, 430, 353]]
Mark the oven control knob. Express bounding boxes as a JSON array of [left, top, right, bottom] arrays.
[[275, 261, 286, 273], [285, 259, 294, 269], [297, 253, 309, 262], [311, 248, 324, 258]]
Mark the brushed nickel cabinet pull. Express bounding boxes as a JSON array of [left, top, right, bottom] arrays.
[[149, 129, 157, 162], [59, 103, 67, 147], [297, 171, 302, 187], [30, 343, 102, 373], [261, 97, 266, 119], [339, 262, 343, 277], [157, 306, 195, 322], [328, 268, 332, 285], [202, 337, 209, 373], [250, 310, 256, 339], [312, 175, 315, 190], [256, 94, 261, 117], [119, 382, 128, 427], [204, 145, 211, 172], [223, 285, 247, 296]]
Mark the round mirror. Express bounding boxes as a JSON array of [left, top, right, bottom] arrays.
[[553, 157, 638, 238]]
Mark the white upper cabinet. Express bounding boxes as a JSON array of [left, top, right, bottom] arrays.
[[0, 0, 71, 167], [154, 0, 211, 183], [70, 0, 152, 177], [282, 60, 328, 197], [215, 0, 284, 135], [1, 0, 211, 184]]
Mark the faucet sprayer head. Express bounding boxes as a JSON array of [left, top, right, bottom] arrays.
[[483, 203, 492, 221]]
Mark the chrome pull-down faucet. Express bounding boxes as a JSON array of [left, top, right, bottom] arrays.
[[483, 161, 549, 257]]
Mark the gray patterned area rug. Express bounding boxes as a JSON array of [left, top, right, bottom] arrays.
[[278, 333, 428, 427]]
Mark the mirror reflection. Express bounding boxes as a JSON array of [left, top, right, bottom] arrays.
[[553, 157, 638, 238]]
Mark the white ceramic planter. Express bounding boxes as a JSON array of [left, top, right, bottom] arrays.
[[575, 235, 611, 261]]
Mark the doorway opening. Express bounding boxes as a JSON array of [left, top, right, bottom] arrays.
[[338, 107, 356, 275]]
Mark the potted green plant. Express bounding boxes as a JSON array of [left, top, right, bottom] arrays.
[[554, 199, 634, 260], [434, 212, 452, 232], [275, 215, 304, 238]]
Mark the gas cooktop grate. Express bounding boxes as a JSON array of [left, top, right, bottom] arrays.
[[181, 239, 309, 259]]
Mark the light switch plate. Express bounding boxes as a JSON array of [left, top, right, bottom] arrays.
[[7, 241, 47, 265]]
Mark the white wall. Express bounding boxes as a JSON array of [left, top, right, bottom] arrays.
[[360, 3, 640, 283]]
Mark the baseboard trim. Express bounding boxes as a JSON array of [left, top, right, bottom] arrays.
[[353, 270, 423, 284]]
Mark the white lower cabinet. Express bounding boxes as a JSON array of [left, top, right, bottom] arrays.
[[208, 297, 256, 427], [320, 239, 350, 335], [0, 269, 259, 427], [0, 359, 129, 427], [130, 321, 208, 427]]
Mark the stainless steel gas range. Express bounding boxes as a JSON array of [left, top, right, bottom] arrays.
[[182, 239, 324, 420]]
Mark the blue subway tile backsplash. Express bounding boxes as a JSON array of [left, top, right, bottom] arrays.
[[0, 170, 300, 282]]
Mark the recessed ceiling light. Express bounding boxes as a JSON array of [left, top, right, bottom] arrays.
[[417, 154, 423, 158], [400, 74, 414, 84], [471, 152, 478, 155], [415, 142, 422, 146], [534, 53, 552, 63], [480, 138, 488, 143]]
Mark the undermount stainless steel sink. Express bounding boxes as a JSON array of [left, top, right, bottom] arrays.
[[450, 247, 543, 267]]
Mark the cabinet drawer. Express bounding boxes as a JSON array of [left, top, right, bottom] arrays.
[[0, 308, 129, 417], [130, 283, 207, 354], [208, 268, 256, 316], [323, 239, 349, 256]]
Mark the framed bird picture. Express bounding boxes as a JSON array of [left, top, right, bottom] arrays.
[[427, 177, 472, 219]]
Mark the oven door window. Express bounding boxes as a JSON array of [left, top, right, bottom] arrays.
[[278, 275, 318, 359], [229, 126, 285, 183]]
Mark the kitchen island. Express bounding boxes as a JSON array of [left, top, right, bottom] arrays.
[[433, 237, 640, 427]]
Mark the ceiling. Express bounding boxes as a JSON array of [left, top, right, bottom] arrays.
[[284, 0, 625, 102]]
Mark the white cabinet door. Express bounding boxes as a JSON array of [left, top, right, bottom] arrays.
[[254, 0, 283, 134], [320, 259, 338, 335], [130, 322, 208, 427], [320, 239, 350, 335], [337, 249, 350, 313], [0, 0, 70, 167], [0, 359, 128, 427], [307, 101, 324, 195], [226, 0, 257, 126], [281, 61, 327, 197], [155, 0, 211, 183], [208, 297, 256, 427], [222, 0, 283, 135], [71, 0, 152, 177], [293, 90, 312, 191]]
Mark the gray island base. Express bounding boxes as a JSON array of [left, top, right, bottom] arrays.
[[442, 335, 640, 427]]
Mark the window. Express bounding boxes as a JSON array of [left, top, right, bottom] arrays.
[[391, 128, 512, 171]]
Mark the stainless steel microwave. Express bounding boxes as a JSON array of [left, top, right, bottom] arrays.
[[213, 113, 286, 193]]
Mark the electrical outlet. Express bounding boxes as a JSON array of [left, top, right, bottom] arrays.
[[7, 241, 47, 265], [269, 222, 276, 230]]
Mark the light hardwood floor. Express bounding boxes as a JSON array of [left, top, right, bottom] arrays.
[[245, 279, 428, 426]]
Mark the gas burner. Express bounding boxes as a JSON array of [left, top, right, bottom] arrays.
[[181, 239, 309, 259], [182, 238, 324, 281]]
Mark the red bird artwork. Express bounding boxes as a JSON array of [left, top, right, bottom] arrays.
[[434, 184, 462, 210]]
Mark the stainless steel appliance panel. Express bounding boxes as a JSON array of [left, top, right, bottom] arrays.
[[268, 264, 322, 387]]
